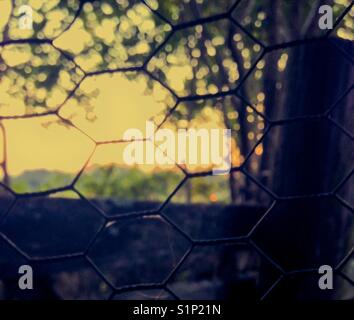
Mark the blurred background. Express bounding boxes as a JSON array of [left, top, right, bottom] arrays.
[[0, 0, 353, 300]]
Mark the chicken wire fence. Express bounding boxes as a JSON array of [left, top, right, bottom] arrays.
[[0, 0, 353, 300]]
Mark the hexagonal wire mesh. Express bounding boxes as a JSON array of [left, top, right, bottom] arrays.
[[0, 0, 353, 300]]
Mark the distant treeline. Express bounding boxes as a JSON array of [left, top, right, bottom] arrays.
[[11, 166, 231, 203]]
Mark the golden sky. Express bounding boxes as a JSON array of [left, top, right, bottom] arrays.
[[1, 73, 177, 176]]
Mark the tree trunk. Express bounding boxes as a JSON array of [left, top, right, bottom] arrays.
[[260, 38, 353, 300]]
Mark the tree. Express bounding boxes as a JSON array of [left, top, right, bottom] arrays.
[[0, 0, 352, 201]]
